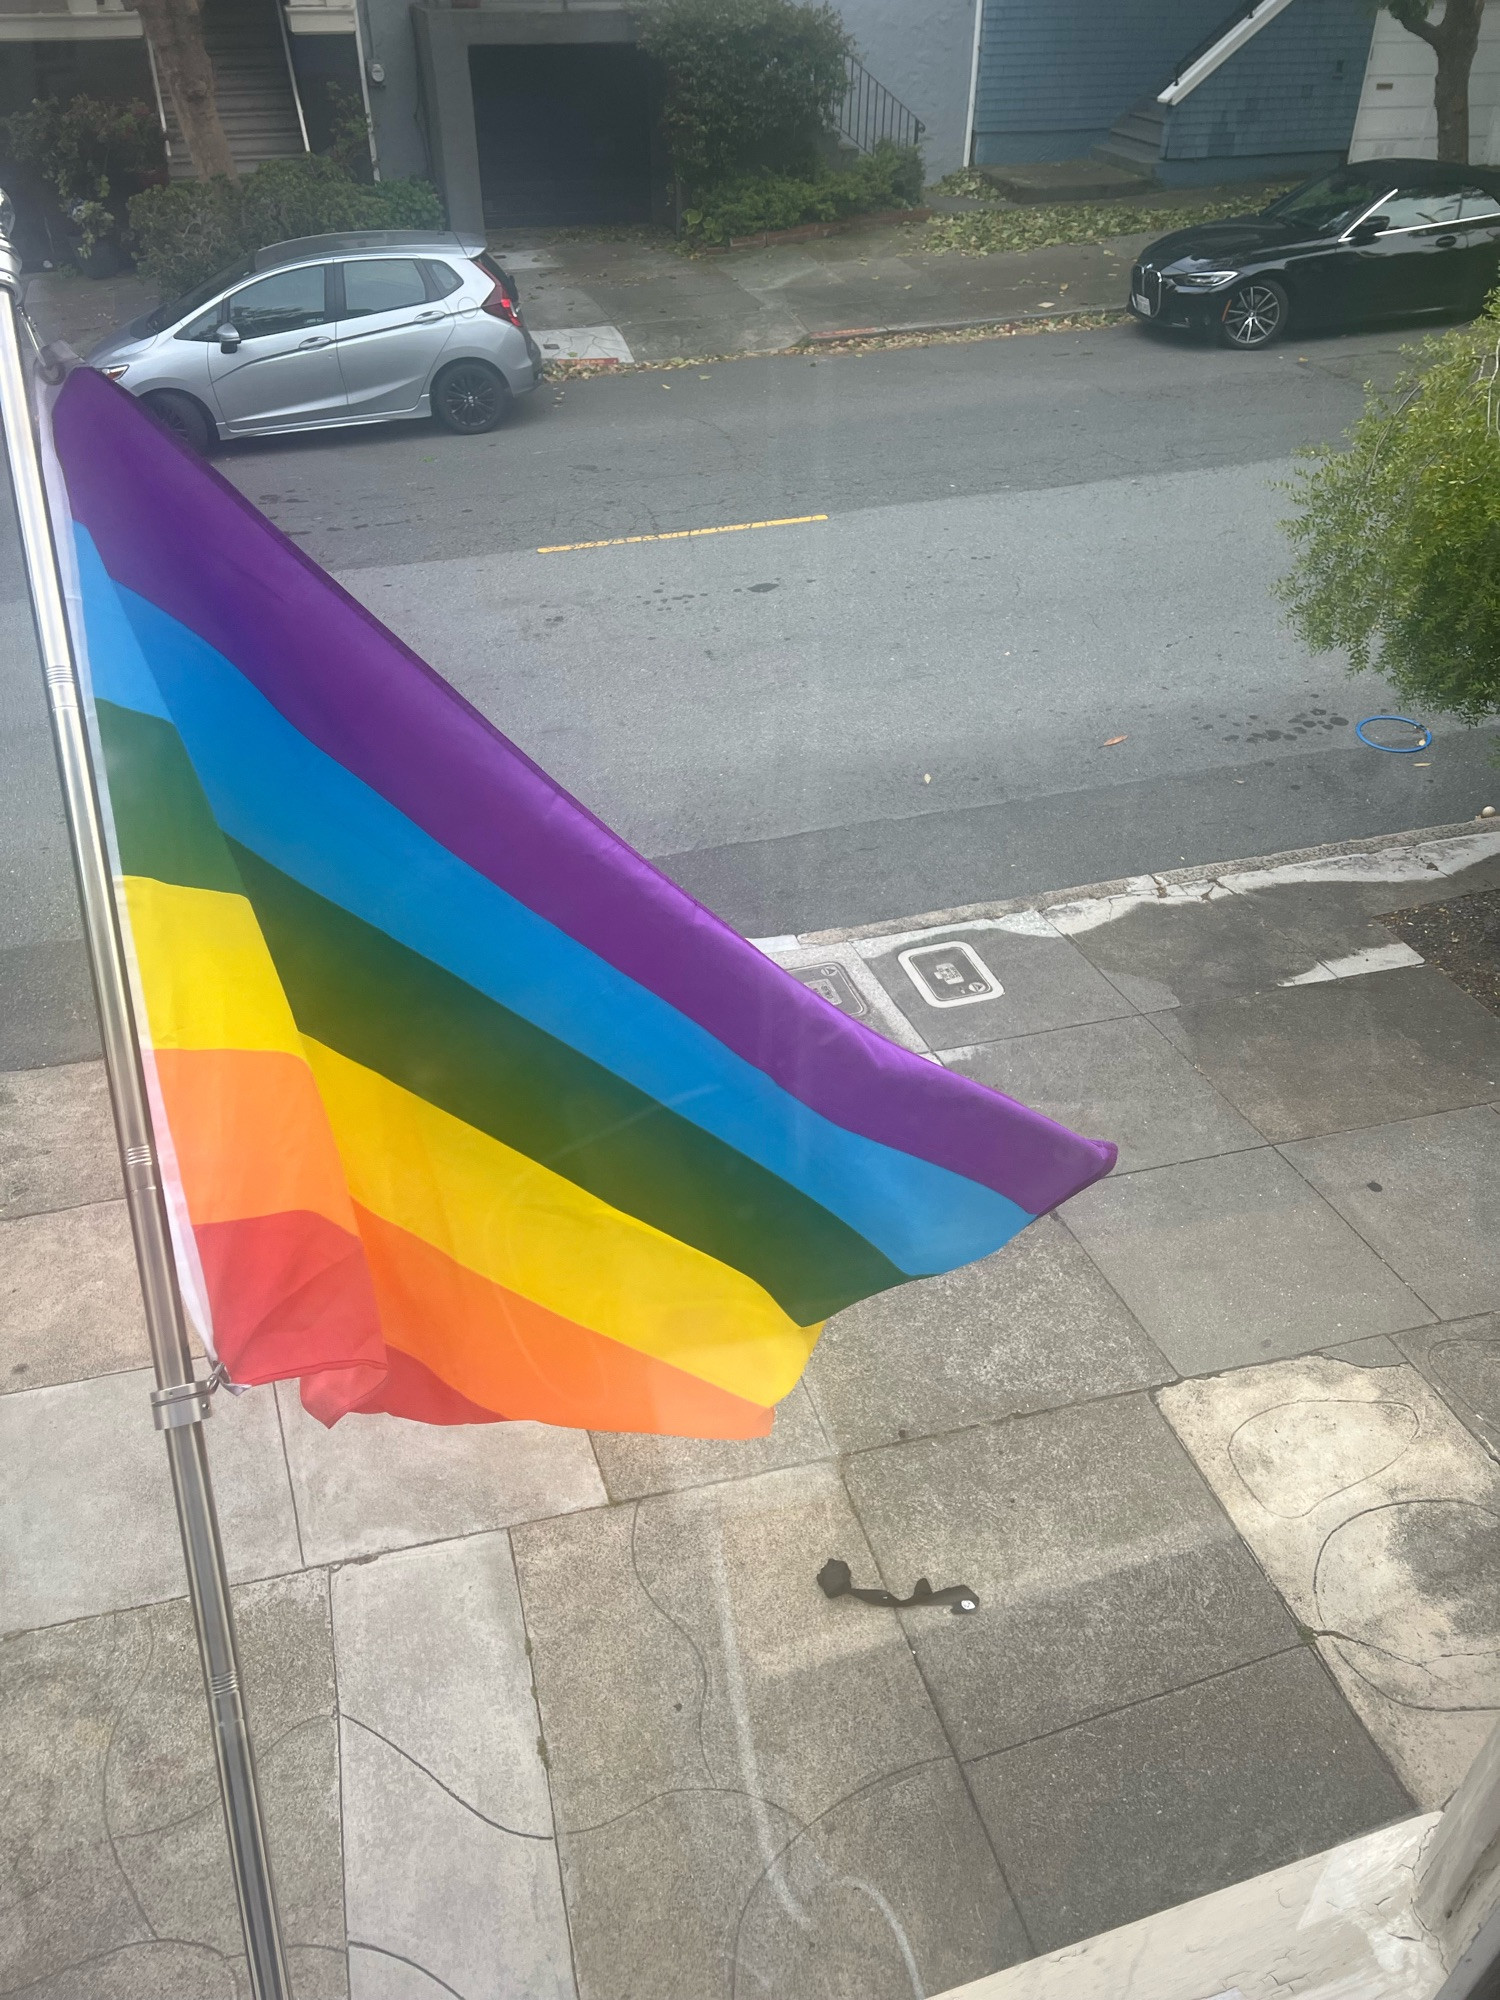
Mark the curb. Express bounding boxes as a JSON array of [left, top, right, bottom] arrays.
[[801, 305, 1129, 344], [800, 821, 1496, 946]]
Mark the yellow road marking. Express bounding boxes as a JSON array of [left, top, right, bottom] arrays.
[[538, 513, 828, 555]]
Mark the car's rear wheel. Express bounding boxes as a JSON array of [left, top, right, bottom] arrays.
[[431, 361, 510, 435], [141, 389, 215, 454], [1218, 278, 1288, 350]]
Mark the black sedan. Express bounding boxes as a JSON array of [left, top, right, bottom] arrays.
[[1128, 159, 1500, 349]]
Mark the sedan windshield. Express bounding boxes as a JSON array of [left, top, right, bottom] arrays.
[[1261, 168, 1394, 236], [142, 256, 256, 334]]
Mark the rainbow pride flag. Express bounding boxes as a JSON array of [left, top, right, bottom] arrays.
[[49, 368, 1115, 1438]]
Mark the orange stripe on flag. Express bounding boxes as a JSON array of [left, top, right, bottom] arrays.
[[340, 1203, 774, 1438], [154, 1045, 358, 1233]]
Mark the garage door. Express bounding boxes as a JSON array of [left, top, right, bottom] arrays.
[[469, 43, 657, 228]]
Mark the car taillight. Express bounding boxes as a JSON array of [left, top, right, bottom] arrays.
[[476, 270, 522, 328]]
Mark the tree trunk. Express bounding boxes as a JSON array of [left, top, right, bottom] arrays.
[[129, 0, 237, 181], [1388, 0, 1487, 164], [1435, 0, 1485, 159]]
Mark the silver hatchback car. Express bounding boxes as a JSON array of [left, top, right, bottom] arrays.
[[86, 228, 544, 451]]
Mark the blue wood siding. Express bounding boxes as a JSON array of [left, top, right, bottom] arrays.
[[972, 0, 1228, 163], [1161, 0, 1373, 175]]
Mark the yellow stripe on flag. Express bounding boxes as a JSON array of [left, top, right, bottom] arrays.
[[304, 1038, 819, 1405], [122, 877, 303, 1057]]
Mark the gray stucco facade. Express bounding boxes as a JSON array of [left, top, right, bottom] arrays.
[[359, 0, 432, 182], [834, 0, 980, 179]]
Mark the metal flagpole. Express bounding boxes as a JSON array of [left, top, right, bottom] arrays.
[[0, 194, 292, 2000]]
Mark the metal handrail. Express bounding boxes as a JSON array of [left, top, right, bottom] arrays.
[[1157, 0, 1297, 105], [838, 54, 925, 156]]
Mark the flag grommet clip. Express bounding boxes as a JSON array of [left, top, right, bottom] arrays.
[[150, 1378, 215, 1431]]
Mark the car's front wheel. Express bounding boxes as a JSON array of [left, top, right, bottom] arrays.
[[431, 361, 511, 435], [141, 389, 216, 454], [1218, 278, 1289, 350]]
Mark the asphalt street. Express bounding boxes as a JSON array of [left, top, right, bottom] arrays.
[[6, 319, 1498, 956]]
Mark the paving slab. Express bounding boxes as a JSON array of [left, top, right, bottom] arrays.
[[591, 1378, 830, 1501], [0, 1568, 344, 1999], [806, 1214, 1169, 1452], [334, 1535, 574, 2000], [0, 1058, 119, 1219], [948, 1013, 1262, 1173], [1, 1197, 149, 1391], [1154, 968, 1500, 1143], [0, 1373, 299, 1631], [1282, 1107, 1500, 1322], [274, 1380, 605, 1566], [843, 1395, 1296, 1763], [1061, 884, 1363, 1008], [965, 1648, 1412, 1957], [512, 1463, 1026, 1999], [1160, 1355, 1500, 1807], [1062, 1148, 1433, 1376], [861, 920, 1133, 1053], [1397, 1314, 1500, 1460]]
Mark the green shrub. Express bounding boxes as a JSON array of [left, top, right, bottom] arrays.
[[684, 140, 923, 244], [128, 155, 444, 297], [637, 0, 852, 186], [1277, 296, 1500, 725], [2, 95, 165, 261]]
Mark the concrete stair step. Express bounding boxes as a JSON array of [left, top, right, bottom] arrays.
[[979, 157, 1156, 203]]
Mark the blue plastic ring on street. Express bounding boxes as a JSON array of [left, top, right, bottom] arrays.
[[1356, 715, 1432, 754]]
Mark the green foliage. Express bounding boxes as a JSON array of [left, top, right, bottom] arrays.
[[1, 95, 165, 256], [128, 155, 444, 296], [933, 167, 999, 201], [323, 82, 374, 179], [924, 185, 1295, 256], [637, 0, 852, 187], [684, 141, 922, 243], [1277, 299, 1500, 725]]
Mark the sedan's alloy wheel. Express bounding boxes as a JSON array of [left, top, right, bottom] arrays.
[[1220, 282, 1285, 348]]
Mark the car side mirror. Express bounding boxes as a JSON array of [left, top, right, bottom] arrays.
[[1350, 216, 1389, 244], [215, 322, 241, 353]]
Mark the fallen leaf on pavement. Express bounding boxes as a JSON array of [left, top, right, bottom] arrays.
[[1103, 735, 1127, 747]]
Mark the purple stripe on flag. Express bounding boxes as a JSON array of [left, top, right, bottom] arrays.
[[55, 370, 1116, 1214]]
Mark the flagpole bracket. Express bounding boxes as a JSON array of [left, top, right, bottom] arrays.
[[151, 1378, 215, 1430]]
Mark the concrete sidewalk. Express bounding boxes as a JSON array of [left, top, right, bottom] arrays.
[[494, 224, 1144, 363], [3, 823, 1499, 1999]]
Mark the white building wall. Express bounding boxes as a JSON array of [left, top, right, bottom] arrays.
[[1349, 0, 1500, 167]]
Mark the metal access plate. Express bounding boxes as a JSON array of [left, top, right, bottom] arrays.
[[790, 961, 870, 1018], [898, 940, 1005, 1008]]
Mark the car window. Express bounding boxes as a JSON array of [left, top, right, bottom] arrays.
[[340, 259, 429, 317], [1459, 187, 1500, 222], [423, 261, 465, 298], [1262, 168, 1392, 235], [225, 267, 331, 339], [1379, 189, 1465, 229], [158, 257, 255, 336]]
